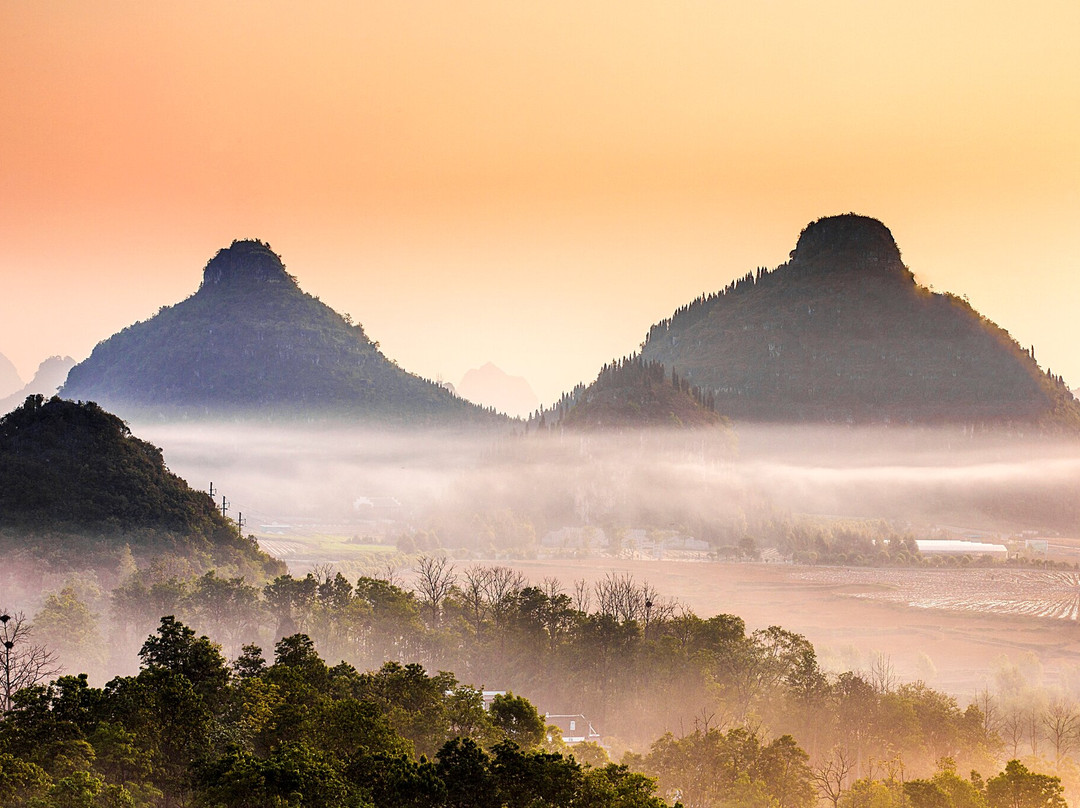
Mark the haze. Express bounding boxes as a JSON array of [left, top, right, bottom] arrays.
[[2, 2, 1079, 403]]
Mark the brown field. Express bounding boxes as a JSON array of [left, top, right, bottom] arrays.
[[500, 559, 1080, 697]]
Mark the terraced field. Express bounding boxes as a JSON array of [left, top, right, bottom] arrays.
[[795, 568, 1080, 621]]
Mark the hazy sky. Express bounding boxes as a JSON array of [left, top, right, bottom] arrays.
[[1, 2, 1077, 403]]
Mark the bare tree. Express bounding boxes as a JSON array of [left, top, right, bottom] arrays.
[[811, 746, 855, 808], [311, 563, 336, 588], [1027, 704, 1042, 758], [375, 558, 401, 587], [413, 556, 456, 628], [594, 572, 655, 623], [572, 578, 591, 614], [540, 576, 564, 601], [1043, 698, 1079, 766], [868, 652, 897, 695], [0, 611, 61, 711], [482, 566, 526, 630], [974, 687, 1000, 737], [1000, 703, 1026, 759], [458, 566, 491, 635]]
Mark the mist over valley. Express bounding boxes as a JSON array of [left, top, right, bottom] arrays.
[[2, 217, 1079, 807]]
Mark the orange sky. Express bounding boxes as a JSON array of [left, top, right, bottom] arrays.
[[1, 2, 1078, 404]]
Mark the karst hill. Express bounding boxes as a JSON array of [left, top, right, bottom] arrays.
[[0, 395, 284, 578], [640, 214, 1080, 429], [541, 356, 726, 431], [61, 240, 497, 423]]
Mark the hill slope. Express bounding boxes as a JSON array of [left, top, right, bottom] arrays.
[[0, 395, 284, 578], [641, 214, 1080, 429], [540, 356, 725, 431], [61, 240, 496, 423]]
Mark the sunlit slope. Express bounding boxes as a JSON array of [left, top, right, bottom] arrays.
[[62, 240, 497, 423], [641, 215, 1080, 429], [0, 395, 284, 577]]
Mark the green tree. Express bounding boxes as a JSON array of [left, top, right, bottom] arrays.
[[490, 692, 546, 750], [139, 617, 229, 708], [33, 587, 106, 677], [195, 742, 366, 808], [985, 761, 1066, 808]]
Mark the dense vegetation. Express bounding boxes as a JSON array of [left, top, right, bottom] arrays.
[[60, 240, 499, 424], [640, 215, 1080, 430], [2, 567, 1073, 807], [0, 618, 672, 807], [531, 356, 724, 431], [0, 396, 283, 580]]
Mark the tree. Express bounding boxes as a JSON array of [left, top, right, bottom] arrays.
[[0, 610, 60, 711], [138, 616, 229, 706], [1041, 698, 1078, 766], [812, 746, 855, 808], [31, 588, 106, 678], [196, 742, 364, 808], [490, 693, 546, 750], [985, 760, 1066, 808], [413, 556, 455, 629]]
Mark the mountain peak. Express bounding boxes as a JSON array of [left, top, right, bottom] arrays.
[[199, 239, 296, 292], [789, 214, 908, 281], [62, 241, 497, 423], [640, 215, 1080, 428]]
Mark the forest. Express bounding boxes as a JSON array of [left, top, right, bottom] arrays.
[[1, 561, 1075, 807]]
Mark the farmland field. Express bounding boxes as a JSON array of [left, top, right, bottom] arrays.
[[497, 558, 1080, 698], [795, 567, 1080, 621]]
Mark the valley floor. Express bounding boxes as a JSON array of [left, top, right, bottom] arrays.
[[497, 558, 1080, 698]]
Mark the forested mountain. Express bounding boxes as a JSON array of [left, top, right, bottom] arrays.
[[60, 240, 498, 423], [641, 214, 1080, 429], [536, 356, 725, 431], [0, 395, 283, 580]]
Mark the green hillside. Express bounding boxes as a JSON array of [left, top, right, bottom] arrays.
[[550, 355, 725, 430], [641, 214, 1080, 429], [0, 395, 284, 578], [61, 240, 498, 423]]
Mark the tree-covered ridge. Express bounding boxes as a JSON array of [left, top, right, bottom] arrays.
[[0, 617, 671, 808], [0, 395, 283, 579], [640, 215, 1080, 430], [98, 565, 1001, 776], [532, 355, 725, 431], [60, 240, 501, 424], [2, 573, 1071, 808]]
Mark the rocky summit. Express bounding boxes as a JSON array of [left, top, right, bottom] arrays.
[[640, 214, 1080, 429], [61, 240, 496, 423]]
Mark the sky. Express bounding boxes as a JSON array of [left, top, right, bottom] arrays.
[[1, 1, 1078, 404]]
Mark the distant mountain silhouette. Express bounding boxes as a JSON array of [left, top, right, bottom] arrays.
[[0, 353, 21, 399], [0, 355, 75, 414], [640, 214, 1080, 429], [61, 240, 498, 423], [0, 395, 284, 578], [457, 362, 539, 418], [535, 355, 725, 431]]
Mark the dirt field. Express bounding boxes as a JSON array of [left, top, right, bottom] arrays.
[[501, 559, 1080, 698]]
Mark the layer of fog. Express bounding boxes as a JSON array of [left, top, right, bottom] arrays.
[[134, 420, 1080, 548]]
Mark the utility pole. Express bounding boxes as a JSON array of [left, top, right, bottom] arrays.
[[209, 482, 216, 499], [237, 512, 246, 539], [220, 496, 229, 518], [0, 613, 11, 712]]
